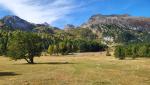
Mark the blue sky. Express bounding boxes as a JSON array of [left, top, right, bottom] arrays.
[[0, 0, 150, 28]]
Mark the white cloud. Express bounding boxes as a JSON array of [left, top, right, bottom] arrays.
[[0, 0, 76, 24]]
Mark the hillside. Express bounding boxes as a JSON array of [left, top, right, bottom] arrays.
[[0, 14, 150, 43], [79, 14, 150, 43], [1, 16, 35, 31], [81, 14, 150, 32]]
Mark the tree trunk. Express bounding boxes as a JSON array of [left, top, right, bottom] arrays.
[[24, 58, 30, 64], [24, 57, 34, 64], [29, 57, 34, 64]]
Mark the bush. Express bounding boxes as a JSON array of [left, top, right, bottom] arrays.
[[48, 45, 54, 55], [131, 45, 139, 59], [114, 46, 125, 60]]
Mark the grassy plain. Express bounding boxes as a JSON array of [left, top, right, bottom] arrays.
[[0, 52, 150, 85]]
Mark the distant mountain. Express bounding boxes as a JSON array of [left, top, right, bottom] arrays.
[[0, 14, 150, 43], [64, 24, 75, 31], [36, 22, 50, 27], [0, 15, 61, 34], [79, 14, 150, 43], [1, 15, 35, 31], [81, 14, 150, 32]]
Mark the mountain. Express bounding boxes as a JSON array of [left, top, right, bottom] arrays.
[[78, 14, 150, 43], [81, 14, 150, 32], [0, 15, 61, 34], [1, 15, 35, 31], [36, 22, 50, 27], [64, 24, 75, 31], [0, 14, 150, 43]]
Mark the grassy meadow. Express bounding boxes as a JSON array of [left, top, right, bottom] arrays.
[[0, 52, 150, 85]]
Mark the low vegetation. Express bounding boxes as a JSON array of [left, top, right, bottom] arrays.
[[114, 43, 150, 60]]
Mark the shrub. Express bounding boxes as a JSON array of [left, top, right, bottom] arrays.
[[114, 46, 125, 60], [48, 45, 54, 55]]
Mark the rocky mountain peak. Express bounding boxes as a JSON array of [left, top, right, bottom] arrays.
[[1, 15, 35, 31], [81, 14, 150, 32]]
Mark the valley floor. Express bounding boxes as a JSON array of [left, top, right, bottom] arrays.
[[0, 52, 150, 85]]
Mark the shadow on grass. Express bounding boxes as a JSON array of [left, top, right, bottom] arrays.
[[17, 62, 76, 65], [0, 72, 20, 76], [35, 62, 76, 65], [124, 58, 140, 60]]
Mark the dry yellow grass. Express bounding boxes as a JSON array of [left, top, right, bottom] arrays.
[[0, 52, 150, 85]]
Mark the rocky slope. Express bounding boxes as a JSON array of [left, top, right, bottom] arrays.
[[0, 14, 150, 43], [1, 15, 35, 31], [81, 14, 150, 32], [79, 14, 150, 43]]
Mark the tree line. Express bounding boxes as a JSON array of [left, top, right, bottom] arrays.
[[114, 43, 150, 60], [0, 30, 107, 64], [48, 39, 107, 55]]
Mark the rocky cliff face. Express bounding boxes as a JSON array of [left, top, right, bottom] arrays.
[[2, 16, 35, 31], [81, 14, 150, 32], [0, 15, 58, 33]]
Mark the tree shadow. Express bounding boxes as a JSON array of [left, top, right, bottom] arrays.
[[36, 62, 76, 65], [0, 72, 20, 76], [14, 62, 77, 65]]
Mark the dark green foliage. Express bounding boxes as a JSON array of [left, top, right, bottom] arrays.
[[114, 46, 125, 60], [78, 40, 106, 52], [139, 32, 150, 43], [48, 39, 107, 55], [79, 28, 97, 40], [115, 43, 150, 60], [7, 31, 43, 64], [39, 33, 54, 51], [48, 40, 76, 55], [72, 39, 106, 52], [0, 30, 10, 55], [124, 46, 132, 57], [96, 24, 146, 43], [33, 26, 54, 34], [138, 45, 147, 57], [65, 28, 97, 40], [59, 40, 72, 55], [138, 44, 150, 57], [117, 31, 137, 43], [131, 45, 139, 59]]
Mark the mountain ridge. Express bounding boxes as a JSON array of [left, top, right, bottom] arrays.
[[81, 14, 150, 32], [0, 14, 150, 43]]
